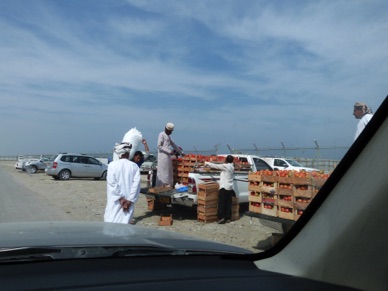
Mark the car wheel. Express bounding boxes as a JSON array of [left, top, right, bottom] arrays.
[[59, 170, 71, 180], [101, 171, 107, 180], [29, 166, 38, 174]]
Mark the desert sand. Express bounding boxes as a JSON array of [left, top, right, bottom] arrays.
[[0, 161, 282, 252]]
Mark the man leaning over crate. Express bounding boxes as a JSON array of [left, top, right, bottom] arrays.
[[205, 155, 236, 224]]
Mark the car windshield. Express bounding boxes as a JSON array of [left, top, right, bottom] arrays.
[[0, 0, 386, 259]]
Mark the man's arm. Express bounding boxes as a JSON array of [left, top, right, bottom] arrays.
[[142, 139, 150, 158], [205, 162, 227, 171]]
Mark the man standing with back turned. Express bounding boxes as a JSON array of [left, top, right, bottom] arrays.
[[104, 143, 141, 224]]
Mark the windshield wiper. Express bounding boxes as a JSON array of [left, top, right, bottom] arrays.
[[111, 247, 245, 257], [0, 246, 244, 262], [0, 247, 60, 262]]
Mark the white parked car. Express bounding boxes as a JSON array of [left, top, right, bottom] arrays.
[[15, 156, 28, 169], [22, 158, 50, 173], [260, 157, 320, 172]]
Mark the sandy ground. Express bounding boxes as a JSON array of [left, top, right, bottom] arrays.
[[0, 161, 281, 252]]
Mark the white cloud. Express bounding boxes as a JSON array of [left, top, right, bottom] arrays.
[[0, 0, 386, 156]]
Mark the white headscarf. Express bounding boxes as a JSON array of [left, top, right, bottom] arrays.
[[354, 102, 373, 115], [114, 143, 132, 158]]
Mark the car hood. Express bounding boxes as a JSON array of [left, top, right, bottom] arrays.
[[0, 221, 252, 255]]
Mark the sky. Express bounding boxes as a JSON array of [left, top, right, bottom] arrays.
[[0, 0, 387, 159]]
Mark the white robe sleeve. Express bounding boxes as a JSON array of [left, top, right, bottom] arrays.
[[158, 132, 172, 154], [128, 166, 141, 203]]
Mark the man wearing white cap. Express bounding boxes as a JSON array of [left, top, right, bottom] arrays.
[[156, 122, 184, 187], [104, 143, 141, 224], [353, 102, 373, 141]]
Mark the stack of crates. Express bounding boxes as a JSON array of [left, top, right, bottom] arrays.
[[174, 155, 198, 185], [197, 182, 240, 223], [277, 172, 295, 220], [248, 172, 262, 213], [260, 171, 278, 217], [231, 197, 240, 221], [172, 158, 180, 185], [247, 170, 330, 221], [197, 182, 219, 223], [292, 173, 314, 220]]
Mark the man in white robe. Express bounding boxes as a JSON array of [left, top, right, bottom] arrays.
[[104, 143, 141, 224], [353, 102, 373, 141], [205, 155, 236, 224], [156, 122, 183, 187]]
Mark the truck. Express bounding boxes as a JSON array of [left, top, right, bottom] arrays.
[[143, 154, 273, 208]]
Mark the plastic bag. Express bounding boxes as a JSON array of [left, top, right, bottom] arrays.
[[113, 127, 143, 161]]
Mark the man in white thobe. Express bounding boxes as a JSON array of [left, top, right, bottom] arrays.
[[104, 143, 141, 224], [353, 102, 373, 141], [156, 122, 183, 187], [205, 155, 236, 224]]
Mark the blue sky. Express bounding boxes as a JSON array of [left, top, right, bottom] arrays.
[[1, 0, 387, 158]]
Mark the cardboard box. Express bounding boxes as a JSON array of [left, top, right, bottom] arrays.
[[197, 213, 218, 223], [278, 176, 293, 184], [158, 214, 173, 226], [261, 182, 277, 194], [248, 182, 261, 192], [278, 207, 295, 220], [249, 202, 261, 213], [197, 191, 218, 202], [292, 176, 313, 185], [262, 173, 278, 183], [293, 185, 314, 198], [148, 185, 172, 194], [249, 192, 262, 203], [197, 205, 217, 215], [277, 183, 293, 195], [262, 204, 278, 217], [248, 172, 262, 182], [278, 195, 294, 208], [198, 182, 219, 192]]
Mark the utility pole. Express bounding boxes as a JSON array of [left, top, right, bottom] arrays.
[[314, 139, 321, 161], [226, 144, 233, 153], [253, 143, 259, 155], [281, 141, 286, 157]]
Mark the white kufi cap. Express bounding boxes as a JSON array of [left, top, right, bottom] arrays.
[[166, 122, 174, 131]]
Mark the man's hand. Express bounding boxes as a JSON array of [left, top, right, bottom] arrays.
[[119, 197, 132, 212]]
